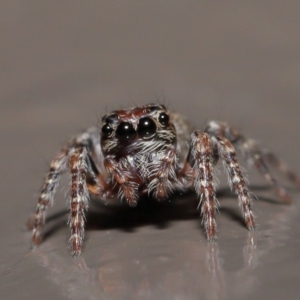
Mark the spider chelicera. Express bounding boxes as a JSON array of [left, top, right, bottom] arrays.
[[28, 103, 300, 256]]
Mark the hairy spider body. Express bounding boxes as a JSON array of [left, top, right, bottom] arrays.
[[29, 103, 300, 256]]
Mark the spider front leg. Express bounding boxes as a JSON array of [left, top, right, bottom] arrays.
[[149, 146, 178, 200], [190, 131, 218, 240], [104, 157, 139, 207]]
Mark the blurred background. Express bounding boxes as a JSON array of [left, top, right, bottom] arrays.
[[1, 2, 300, 299]]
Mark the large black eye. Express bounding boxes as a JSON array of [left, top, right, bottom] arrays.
[[158, 112, 169, 126], [102, 123, 113, 137], [138, 117, 157, 138], [116, 122, 136, 141]]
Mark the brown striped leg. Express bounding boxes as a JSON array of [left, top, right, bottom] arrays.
[[72, 126, 104, 168], [191, 131, 218, 240], [69, 147, 97, 256], [234, 138, 292, 203], [30, 150, 68, 247], [215, 136, 255, 230], [251, 150, 292, 203], [29, 127, 103, 250], [262, 150, 300, 187], [104, 157, 138, 207], [205, 121, 295, 203], [150, 146, 177, 200]]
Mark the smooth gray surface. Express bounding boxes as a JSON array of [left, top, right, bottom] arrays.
[[1, 2, 300, 299]]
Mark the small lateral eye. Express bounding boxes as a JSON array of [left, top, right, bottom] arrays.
[[102, 113, 118, 123], [116, 122, 136, 141], [138, 117, 157, 138], [158, 112, 169, 126], [101, 123, 113, 137], [148, 104, 166, 112]]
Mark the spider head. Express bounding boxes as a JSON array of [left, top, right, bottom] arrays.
[[100, 104, 176, 157]]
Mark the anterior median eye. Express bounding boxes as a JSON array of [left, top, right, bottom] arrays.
[[158, 112, 169, 126], [116, 122, 136, 141], [138, 117, 157, 138], [101, 123, 113, 137]]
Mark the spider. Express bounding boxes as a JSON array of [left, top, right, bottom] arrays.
[[28, 103, 300, 256]]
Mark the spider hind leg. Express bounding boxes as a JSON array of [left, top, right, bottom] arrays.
[[205, 121, 299, 204], [30, 150, 68, 247], [214, 135, 255, 230], [29, 127, 103, 253]]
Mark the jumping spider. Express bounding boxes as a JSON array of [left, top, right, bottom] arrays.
[[28, 103, 300, 256]]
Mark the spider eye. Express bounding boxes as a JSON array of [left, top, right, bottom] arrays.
[[116, 122, 136, 141], [102, 123, 113, 137], [158, 112, 169, 126], [138, 117, 157, 138], [102, 113, 118, 123], [148, 104, 166, 112]]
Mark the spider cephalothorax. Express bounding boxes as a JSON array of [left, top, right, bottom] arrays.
[[28, 103, 300, 256], [100, 104, 178, 205]]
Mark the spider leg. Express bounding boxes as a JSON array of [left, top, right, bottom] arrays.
[[30, 149, 68, 246], [214, 136, 256, 230], [205, 121, 298, 203], [190, 131, 218, 240], [248, 145, 292, 203], [149, 146, 178, 200], [261, 150, 300, 187], [29, 127, 105, 250], [104, 157, 139, 207], [69, 147, 97, 256], [69, 127, 121, 204]]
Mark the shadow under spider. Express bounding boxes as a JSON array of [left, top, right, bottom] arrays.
[[41, 185, 292, 242]]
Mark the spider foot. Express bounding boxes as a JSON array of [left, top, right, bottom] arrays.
[[70, 235, 83, 257], [244, 210, 256, 231], [274, 186, 292, 204], [26, 214, 36, 230], [31, 230, 42, 246]]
